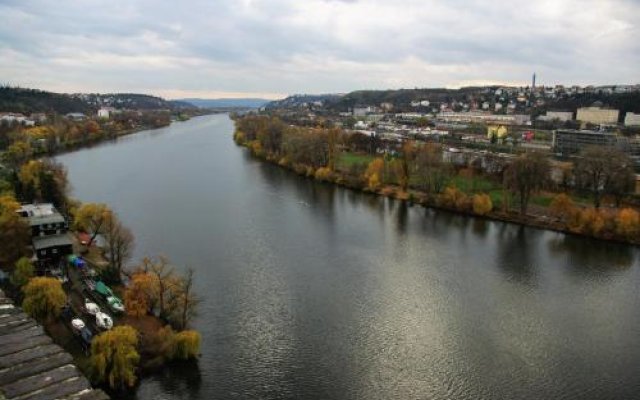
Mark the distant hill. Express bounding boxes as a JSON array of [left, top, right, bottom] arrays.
[[0, 86, 192, 114], [176, 98, 271, 109], [0, 86, 90, 114], [265, 94, 343, 109]]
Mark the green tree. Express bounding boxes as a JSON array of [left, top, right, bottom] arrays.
[[11, 257, 34, 288], [22, 277, 66, 322], [90, 325, 140, 390]]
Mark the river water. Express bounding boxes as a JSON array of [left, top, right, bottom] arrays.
[[56, 114, 640, 400]]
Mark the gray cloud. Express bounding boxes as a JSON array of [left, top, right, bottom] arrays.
[[0, 0, 638, 98]]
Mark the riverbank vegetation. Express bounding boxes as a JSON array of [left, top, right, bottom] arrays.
[[0, 133, 203, 394], [233, 115, 640, 244]]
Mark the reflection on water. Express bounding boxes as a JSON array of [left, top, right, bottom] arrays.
[[57, 115, 640, 400], [129, 361, 202, 400]]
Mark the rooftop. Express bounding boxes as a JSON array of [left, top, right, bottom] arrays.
[[0, 289, 109, 400], [32, 234, 73, 251]]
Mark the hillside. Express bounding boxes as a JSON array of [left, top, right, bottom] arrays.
[[0, 86, 188, 114], [0, 86, 90, 114]]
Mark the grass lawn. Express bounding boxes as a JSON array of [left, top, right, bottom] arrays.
[[337, 152, 374, 170], [450, 174, 500, 194]]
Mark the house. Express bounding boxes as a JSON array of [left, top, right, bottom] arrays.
[[97, 107, 116, 119], [65, 112, 86, 121], [17, 203, 73, 268]]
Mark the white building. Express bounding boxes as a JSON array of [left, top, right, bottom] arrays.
[[97, 107, 116, 119], [576, 107, 619, 125], [538, 111, 573, 122], [625, 112, 640, 127]]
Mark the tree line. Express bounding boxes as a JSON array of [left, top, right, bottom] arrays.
[[234, 115, 640, 243]]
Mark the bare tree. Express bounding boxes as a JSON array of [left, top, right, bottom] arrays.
[[104, 214, 134, 281], [575, 146, 635, 208], [504, 152, 550, 215]]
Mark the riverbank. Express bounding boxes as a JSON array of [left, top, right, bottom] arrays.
[[233, 131, 640, 247]]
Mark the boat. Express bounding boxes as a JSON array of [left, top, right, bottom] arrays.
[[84, 299, 100, 315], [94, 281, 114, 298], [107, 296, 125, 313], [95, 312, 113, 330], [71, 318, 85, 332]]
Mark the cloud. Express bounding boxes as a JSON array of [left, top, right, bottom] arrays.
[[0, 0, 638, 98]]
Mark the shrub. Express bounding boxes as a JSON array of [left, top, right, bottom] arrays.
[[472, 193, 493, 216], [615, 208, 640, 239]]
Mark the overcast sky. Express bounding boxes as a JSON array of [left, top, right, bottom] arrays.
[[1, 0, 638, 99]]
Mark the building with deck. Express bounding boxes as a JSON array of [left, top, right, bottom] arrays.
[[17, 204, 73, 268]]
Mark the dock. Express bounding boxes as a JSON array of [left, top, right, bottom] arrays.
[[0, 289, 109, 400]]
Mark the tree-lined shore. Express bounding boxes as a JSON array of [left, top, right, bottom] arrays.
[[233, 115, 640, 245], [0, 129, 203, 396]]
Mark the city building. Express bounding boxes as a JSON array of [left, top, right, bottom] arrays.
[[552, 129, 619, 156], [624, 112, 640, 127], [576, 107, 619, 125], [538, 111, 573, 122]]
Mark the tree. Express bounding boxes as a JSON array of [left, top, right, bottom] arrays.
[[574, 147, 634, 208], [74, 203, 113, 245], [173, 330, 201, 360], [22, 277, 66, 322], [0, 195, 29, 264], [549, 193, 577, 222], [11, 257, 34, 288], [415, 144, 451, 194], [17, 159, 70, 211], [170, 268, 200, 330], [103, 214, 134, 280], [504, 152, 550, 215], [398, 141, 415, 192], [364, 158, 384, 190], [2, 140, 31, 168], [472, 194, 493, 215], [143, 256, 175, 320], [327, 127, 340, 171], [615, 208, 640, 240], [90, 325, 140, 390], [124, 272, 157, 317]]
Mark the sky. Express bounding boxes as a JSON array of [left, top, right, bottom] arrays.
[[0, 0, 639, 100]]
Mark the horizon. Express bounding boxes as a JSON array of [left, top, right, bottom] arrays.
[[1, 0, 639, 100]]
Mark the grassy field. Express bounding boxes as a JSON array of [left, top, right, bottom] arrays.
[[337, 152, 374, 170]]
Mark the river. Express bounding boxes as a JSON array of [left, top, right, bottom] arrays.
[[56, 114, 640, 400]]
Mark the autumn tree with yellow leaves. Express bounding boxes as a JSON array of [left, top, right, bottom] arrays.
[[90, 325, 140, 390], [22, 277, 66, 322], [364, 158, 384, 190]]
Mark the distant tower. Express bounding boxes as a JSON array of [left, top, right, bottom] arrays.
[[532, 73, 536, 91]]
